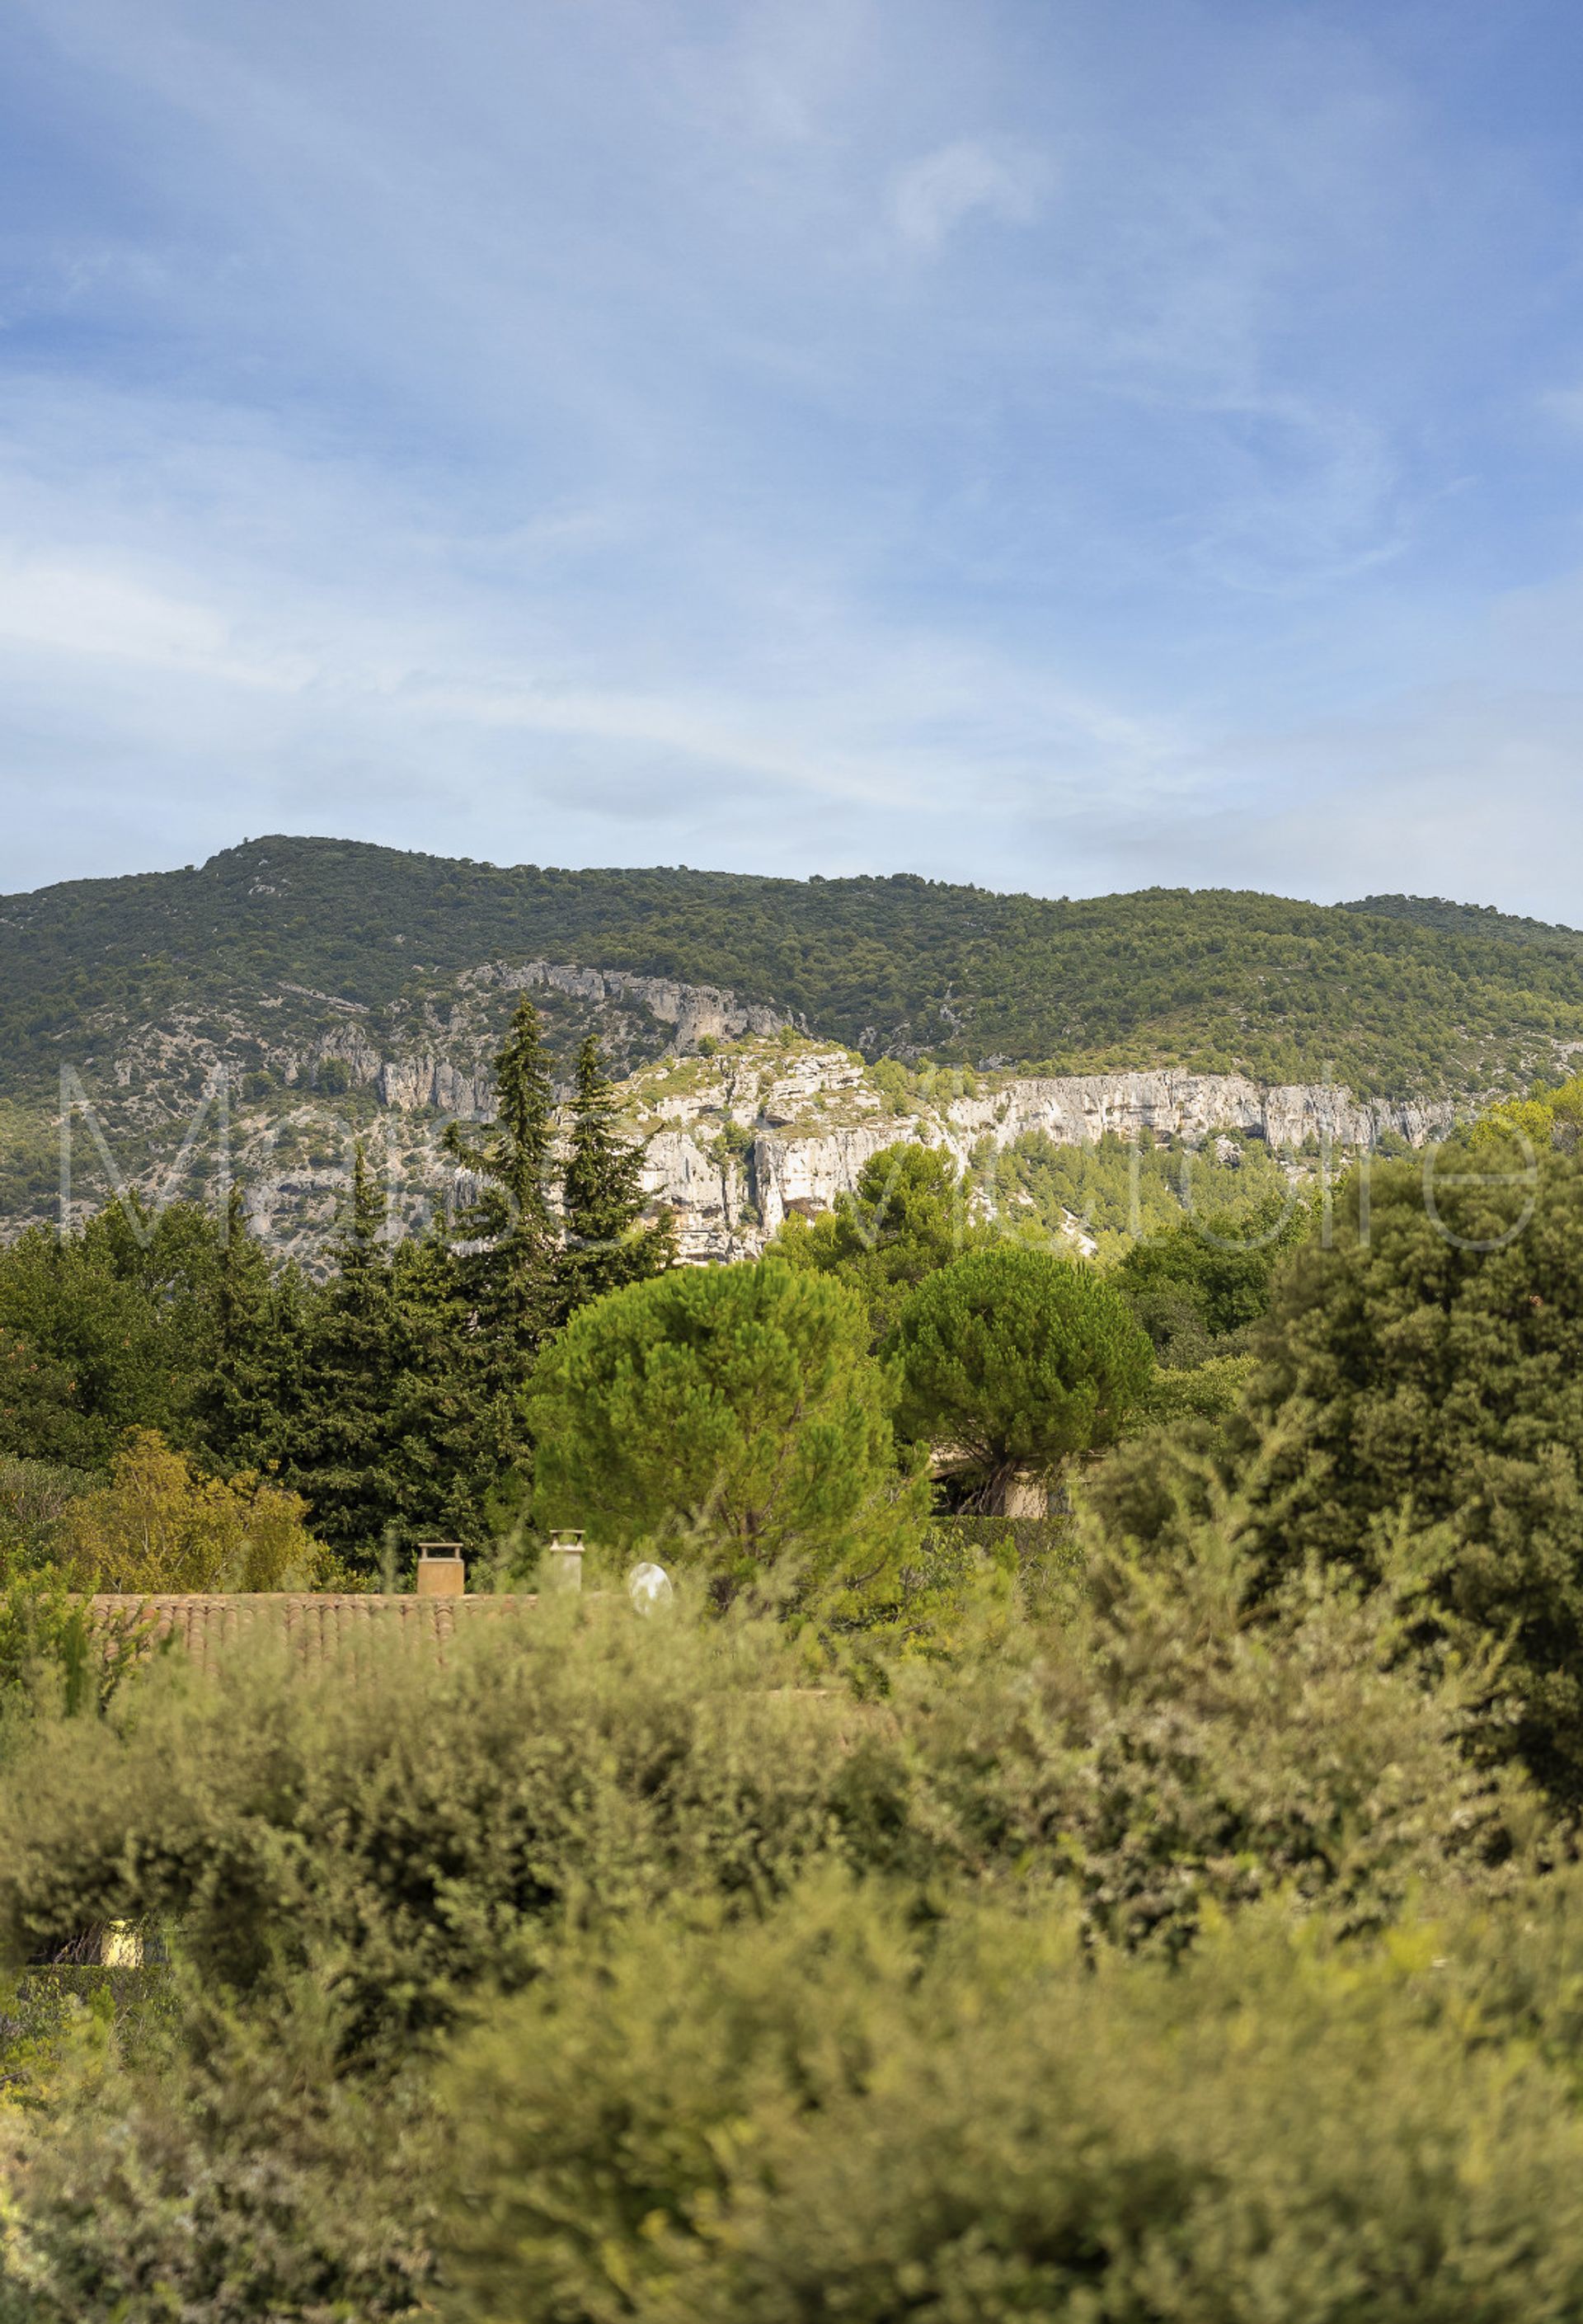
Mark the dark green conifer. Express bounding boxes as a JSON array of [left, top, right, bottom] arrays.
[[444, 996, 559, 1352], [273, 1143, 403, 1555], [197, 1186, 294, 1469], [436, 999, 563, 1514], [557, 1034, 674, 1315]]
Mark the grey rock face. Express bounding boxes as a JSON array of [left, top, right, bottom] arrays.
[[467, 960, 794, 1047], [21, 968, 1473, 1272], [628, 1046, 1467, 1262], [939, 1070, 1458, 1166]]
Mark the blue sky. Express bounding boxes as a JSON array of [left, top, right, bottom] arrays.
[[4, 0, 1583, 915]]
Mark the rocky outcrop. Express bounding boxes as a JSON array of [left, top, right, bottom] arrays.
[[630, 1046, 1468, 1257], [749, 1125, 903, 1236], [641, 1131, 746, 1263], [373, 1056, 492, 1116], [463, 960, 796, 1048], [937, 1070, 1458, 1159], [294, 963, 796, 1122], [21, 980, 1475, 1271]]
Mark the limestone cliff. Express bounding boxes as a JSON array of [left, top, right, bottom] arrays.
[[622, 1040, 1464, 1264], [20, 973, 1468, 1271], [22, 960, 797, 1263]]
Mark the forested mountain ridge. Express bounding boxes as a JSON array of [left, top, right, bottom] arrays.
[[1343, 891, 1583, 948], [4, 835, 1583, 1108]]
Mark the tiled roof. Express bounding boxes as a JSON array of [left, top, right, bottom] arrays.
[[88, 1592, 540, 1674]]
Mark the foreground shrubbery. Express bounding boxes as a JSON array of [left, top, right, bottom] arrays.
[[0, 1493, 1523, 2030], [15, 1851, 1583, 2322], [0, 1475, 1552, 2321], [439, 1880, 1583, 2324]]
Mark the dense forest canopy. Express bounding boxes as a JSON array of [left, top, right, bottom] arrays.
[[4, 835, 1583, 1098]]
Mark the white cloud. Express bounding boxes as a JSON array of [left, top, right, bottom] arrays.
[[889, 138, 1049, 252], [0, 548, 318, 689], [1538, 384, 1583, 433], [0, 0, 1576, 924]]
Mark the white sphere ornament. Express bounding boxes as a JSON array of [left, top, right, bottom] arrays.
[[627, 1561, 674, 1615]]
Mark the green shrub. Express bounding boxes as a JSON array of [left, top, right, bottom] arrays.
[[1098, 1150, 1583, 1806], [0, 1605, 885, 2051], [0, 1505, 1553, 2322], [0, 1570, 156, 1730], [435, 1876, 1583, 2324], [54, 1429, 325, 1592], [0, 1456, 91, 1571], [0, 1504, 1520, 2053], [0, 1982, 435, 2322], [1134, 1347, 1256, 1424], [895, 1490, 1527, 1949], [1112, 1187, 1311, 1357]]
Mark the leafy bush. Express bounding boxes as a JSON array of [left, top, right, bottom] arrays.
[[0, 1571, 156, 1727], [0, 1983, 435, 2322], [1098, 1149, 1583, 1806], [1473, 1064, 1583, 1155], [16, 1870, 1583, 2323], [902, 1485, 1526, 1950], [435, 1878, 1583, 2324], [0, 1605, 868, 2051], [1112, 1186, 1312, 1362], [0, 1492, 1517, 2057], [54, 1430, 326, 1592], [0, 1488, 1550, 2320], [0, 1456, 91, 1570], [917, 1510, 1080, 1610], [1134, 1348, 1256, 1424]]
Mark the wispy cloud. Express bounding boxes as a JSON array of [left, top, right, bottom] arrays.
[[1538, 383, 1583, 434], [0, 0, 1582, 911], [889, 138, 1049, 252]]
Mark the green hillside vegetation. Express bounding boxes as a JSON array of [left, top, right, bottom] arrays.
[[5, 835, 1583, 1100], [989, 1122, 1294, 1259], [1350, 891, 1583, 946]]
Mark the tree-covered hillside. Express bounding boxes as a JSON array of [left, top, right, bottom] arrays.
[[4, 835, 1583, 1097]]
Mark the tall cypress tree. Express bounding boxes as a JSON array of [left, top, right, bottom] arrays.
[[557, 1034, 675, 1317], [198, 1186, 296, 1470], [444, 996, 559, 1347], [266, 1153, 490, 1562], [439, 997, 561, 1503], [386, 1225, 484, 1543], [274, 1142, 405, 1555]]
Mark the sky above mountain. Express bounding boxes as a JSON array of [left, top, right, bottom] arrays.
[[2, 0, 1583, 915]]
